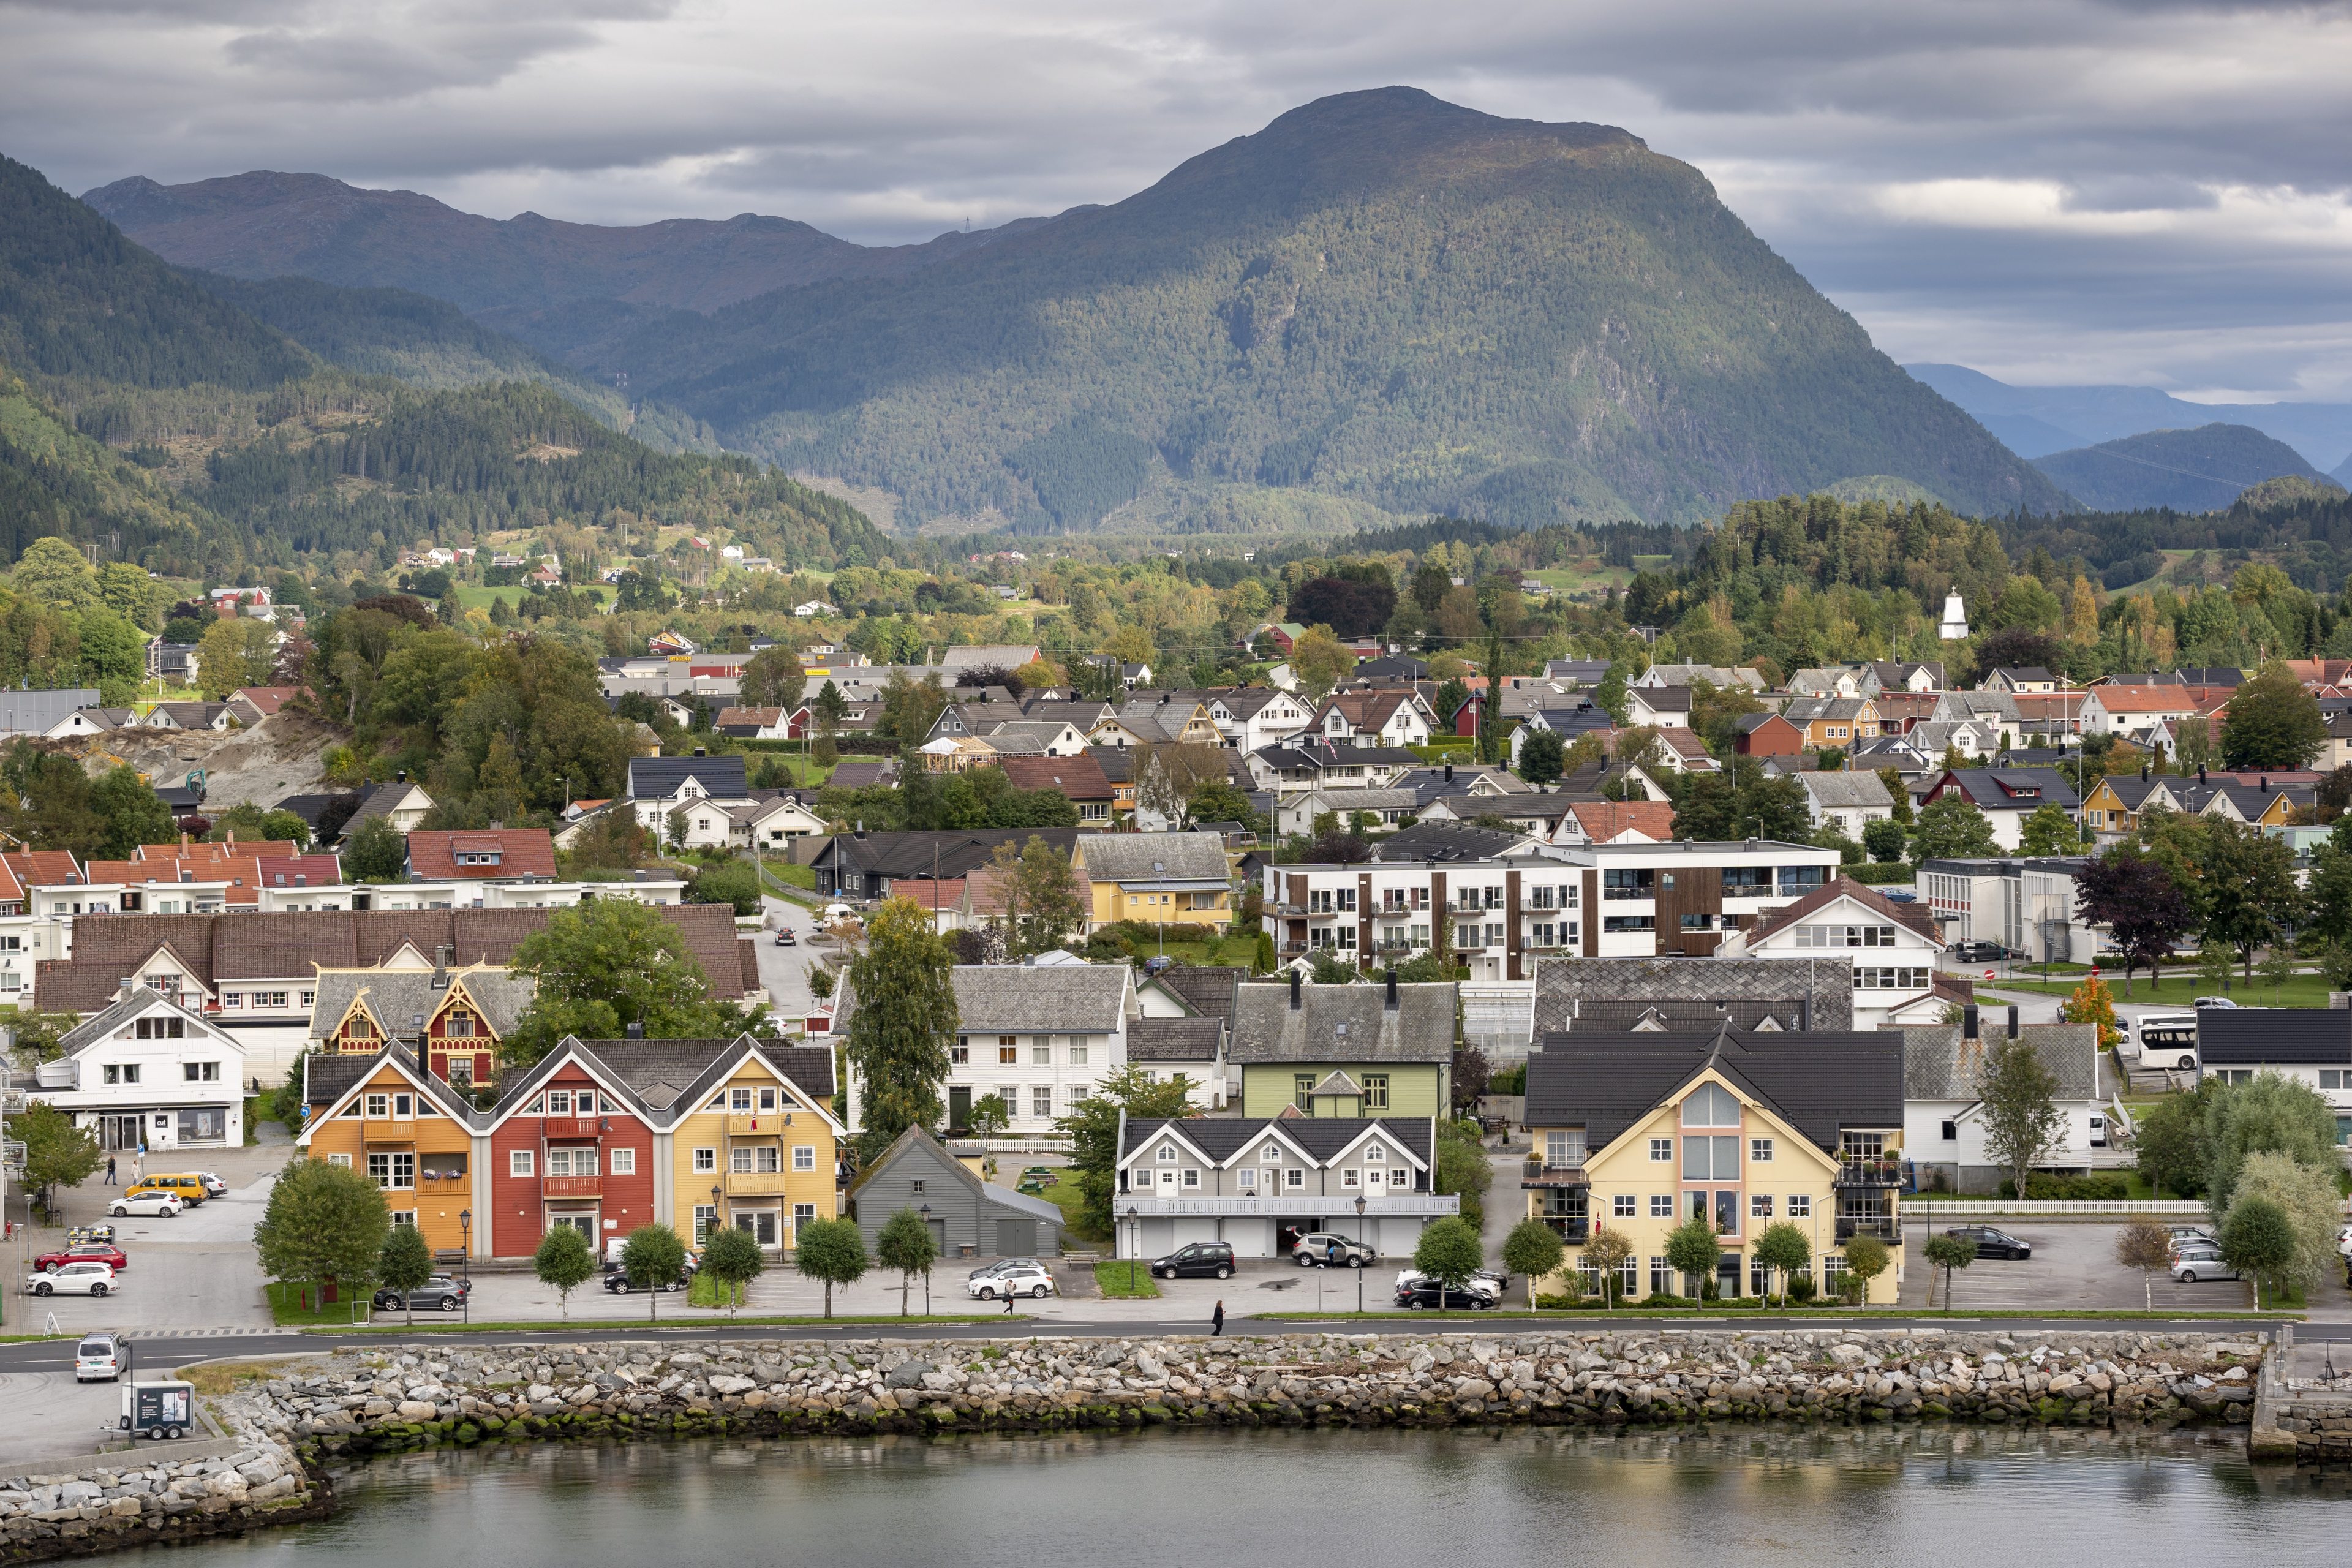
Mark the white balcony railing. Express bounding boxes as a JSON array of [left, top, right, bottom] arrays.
[[1119, 1192, 1460, 1217]]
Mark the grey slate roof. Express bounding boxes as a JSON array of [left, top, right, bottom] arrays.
[[0, 688, 104, 734], [1128, 1016, 1225, 1062], [55, 986, 216, 1056], [1940, 767, 2081, 811], [845, 1124, 1065, 1224], [950, 965, 1134, 1033], [306, 968, 533, 1044], [1566, 1000, 1809, 1032], [2195, 1009, 2352, 1068], [1798, 772, 1895, 809], [1525, 1026, 1903, 1155], [1902, 1023, 2099, 1101], [1078, 832, 1230, 885], [1373, 821, 1530, 862], [1229, 981, 1457, 1064], [571, 1036, 838, 1113], [1121, 1115, 1434, 1166], [1154, 965, 1245, 1021]]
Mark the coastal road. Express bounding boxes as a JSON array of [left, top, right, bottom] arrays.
[[0, 1314, 2310, 1375]]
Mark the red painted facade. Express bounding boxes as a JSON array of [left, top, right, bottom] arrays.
[[424, 1001, 494, 1087], [485, 1061, 657, 1260]]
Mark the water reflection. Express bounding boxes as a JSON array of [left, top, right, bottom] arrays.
[[142, 1427, 2352, 1568]]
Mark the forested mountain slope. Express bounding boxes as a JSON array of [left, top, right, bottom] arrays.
[[567, 89, 2069, 532], [2033, 424, 2336, 514]]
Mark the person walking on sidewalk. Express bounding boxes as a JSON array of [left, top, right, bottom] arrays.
[[1003, 1287, 1016, 1316], [104, 1156, 116, 1186], [1212, 1300, 1226, 1336]]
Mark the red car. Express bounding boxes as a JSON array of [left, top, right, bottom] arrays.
[[34, 1242, 128, 1273]]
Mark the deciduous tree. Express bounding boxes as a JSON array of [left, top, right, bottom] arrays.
[[377, 1223, 433, 1328], [1581, 1228, 1632, 1310], [619, 1223, 687, 1323], [1977, 1035, 2065, 1204], [843, 896, 958, 1158], [2204, 1072, 2339, 1216], [1921, 1233, 1975, 1310], [876, 1207, 939, 1317], [2222, 658, 2327, 769], [504, 899, 744, 1065], [14, 1102, 102, 1208], [253, 1155, 388, 1305], [1908, 796, 2000, 865], [2077, 849, 2191, 997], [1501, 1219, 1566, 1308], [343, 813, 407, 881], [1841, 1234, 1891, 1307], [2019, 802, 2080, 857], [1055, 1064, 1199, 1237], [1411, 1217, 1485, 1312], [794, 1217, 870, 1319], [699, 1224, 767, 1319], [2219, 1196, 2297, 1308], [532, 1224, 597, 1322], [1664, 1215, 1723, 1300], [2201, 818, 2305, 984]]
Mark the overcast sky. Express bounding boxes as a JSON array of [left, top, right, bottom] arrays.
[[6, 0, 2349, 402]]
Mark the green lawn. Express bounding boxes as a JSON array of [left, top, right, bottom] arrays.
[[1095, 1261, 1161, 1299], [1125, 934, 1264, 969], [1526, 563, 1635, 600], [454, 582, 614, 616], [1042, 1182, 1109, 1245], [1983, 973, 2331, 1008], [268, 1280, 375, 1326], [762, 860, 816, 891]]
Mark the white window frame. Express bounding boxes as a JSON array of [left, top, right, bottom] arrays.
[[510, 1151, 535, 1177]]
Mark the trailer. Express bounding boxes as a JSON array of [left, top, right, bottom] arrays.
[[119, 1379, 195, 1440]]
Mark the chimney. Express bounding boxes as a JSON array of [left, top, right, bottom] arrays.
[[1386, 967, 1398, 1009], [432, 946, 449, 991], [2008, 1005, 2020, 1038], [180, 832, 189, 852], [118, 977, 134, 1002], [1962, 1005, 1980, 1039], [225, 829, 235, 846], [625, 1020, 644, 1039], [2141, 764, 2149, 781], [695, 746, 706, 758], [2260, 775, 2269, 791], [2198, 764, 2207, 784], [396, 770, 408, 784], [1289, 970, 1302, 1009], [1444, 764, 1453, 783]]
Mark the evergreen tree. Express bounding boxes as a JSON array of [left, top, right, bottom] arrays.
[[844, 896, 958, 1158]]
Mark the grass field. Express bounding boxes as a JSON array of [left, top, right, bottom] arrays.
[[454, 582, 615, 616], [1094, 1261, 1161, 1299], [1119, 934, 1264, 968], [1041, 1182, 1107, 1245], [268, 1280, 376, 1326], [1528, 562, 1635, 600], [1981, 973, 2329, 1008]]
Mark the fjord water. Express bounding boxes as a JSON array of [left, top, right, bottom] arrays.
[[148, 1428, 2346, 1566]]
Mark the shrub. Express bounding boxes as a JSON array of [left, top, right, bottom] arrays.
[[1996, 1172, 2129, 1200], [1787, 1272, 1818, 1302]]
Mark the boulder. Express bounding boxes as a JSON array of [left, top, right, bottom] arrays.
[[396, 1402, 439, 1422]]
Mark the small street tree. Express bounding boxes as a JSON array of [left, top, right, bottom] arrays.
[[14, 1102, 102, 1214], [875, 1208, 939, 1317], [794, 1218, 870, 1319], [1977, 1035, 2065, 1202], [2113, 1218, 2174, 1311], [2060, 973, 2122, 1050], [342, 813, 407, 881], [1752, 1221, 1812, 1304], [1501, 1219, 1566, 1309], [1663, 1215, 1722, 1301], [1842, 1234, 1891, 1307], [844, 896, 959, 1158], [620, 1223, 687, 1324], [1921, 1233, 1974, 1310], [254, 1155, 388, 1310], [2196, 940, 2235, 997], [1907, 796, 2000, 865], [1582, 1229, 1632, 1310], [377, 1223, 433, 1329], [2220, 1196, 2297, 1308], [699, 1225, 766, 1319], [2018, 802, 2080, 858], [1412, 1216, 1485, 1314], [533, 1225, 597, 1323]]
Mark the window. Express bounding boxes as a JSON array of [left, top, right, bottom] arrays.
[[692, 1205, 717, 1244], [179, 1060, 221, 1084], [1777, 865, 1829, 895], [1544, 1129, 1587, 1165], [134, 1017, 185, 1040], [1683, 1136, 1740, 1180], [1029, 1085, 1052, 1118], [793, 1145, 815, 1170], [1601, 869, 1654, 900], [1031, 1044, 1054, 1065], [1796, 924, 1900, 949], [448, 1058, 473, 1086], [910, 1178, 925, 1194], [444, 1011, 474, 1038], [1603, 915, 1656, 932], [1183, 1169, 1202, 1189], [726, 1087, 752, 1112], [2321, 1071, 2343, 1091], [1366, 1142, 1387, 1163], [1237, 1168, 1257, 1191], [510, 1151, 535, 1177], [1721, 866, 1770, 891], [1068, 1042, 1088, 1066], [1649, 1137, 1673, 1161], [1261, 1142, 1282, 1162], [1284, 1168, 1304, 1189], [757, 1146, 781, 1173], [1940, 1120, 1959, 1140], [998, 1046, 1019, 1065], [731, 1147, 755, 1174], [1751, 1194, 1774, 1219], [1749, 1137, 1774, 1163], [388, 1211, 416, 1227], [1362, 1074, 1389, 1110], [1681, 1083, 1741, 1126], [611, 1149, 635, 1175], [300, 990, 315, 1008], [367, 1153, 414, 1189], [1613, 1194, 1636, 1218], [1650, 1256, 1673, 1295], [365, 1093, 389, 1117], [326, 1152, 351, 1169], [1788, 1195, 1811, 1218], [693, 1147, 717, 1173], [1650, 1194, 1673, 1218], [759, 1087, 778, 1112], [1679, 913, 1715, 930], [394, 1093, 413, 1117], [103, 1064, 120, 1085], [1390, 1166, 1408, 1186], [1853, 967, 1929, 990], [221, 993, 243, 1009]]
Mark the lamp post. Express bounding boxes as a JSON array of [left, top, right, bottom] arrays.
[[1126, 1205, 1139, 1294], [1354, 1193, 1367, 1315], [458, 1210, 471, 1325], [919, 1205, 932, 1316]]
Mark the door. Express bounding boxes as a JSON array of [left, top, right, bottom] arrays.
[[736, 1211, 778, 1247], [948, 1086, 971, 1132], [927, 1218, 948, 1256], [551, 1213, 595, 1242], [996, 1218, 1033, 1258]]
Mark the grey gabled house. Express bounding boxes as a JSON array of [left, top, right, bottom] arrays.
[[845, 1125, 1064, 1260]]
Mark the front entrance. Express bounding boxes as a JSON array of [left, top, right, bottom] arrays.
[[948, 1086, 971, 1133], [548, 1212, 597, 1242], [733, 1209, 778, 1247], [98, 1114, 145, 1152], [1716, 1253, 1742, 1299]]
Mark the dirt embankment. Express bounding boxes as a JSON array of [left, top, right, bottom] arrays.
[[75, 712, 350, 812]]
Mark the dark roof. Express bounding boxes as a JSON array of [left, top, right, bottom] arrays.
[[1129, 1016, 1225, 1062], [2196, 1009, 2352, 1067], [1566, 1000, 1814, 1032], [826, 762, 895, 790], [1525, 1026, 1902, 1155], [1229, 981, 1456, 1063], [302, 1050, 373, 1110], [1121, 1115, 1432, 1164], [1156, 964, 1245, 1021], [1941, 767, 2081, 810], [1373, 821, 1527, 862], [815, 828, 1084, 881], [627, 755, 750, 799], [573, 1036, 838, 1110], [274, 792, 360, 830]]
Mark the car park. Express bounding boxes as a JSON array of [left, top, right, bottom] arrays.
[[970, 1263, 1055, 1300], [35, 1242, 129, 1273], [28, 1260, 116, 1296], [126, 1174, 208, 1207], [1944, 1225, 2032, 1259], [2168, 1226, 2217, 1250], [2170, 1246, 2242, 1284], [1292, 1233, 1378, 1268], [373, 1274, 473, 1312], [1151, 1242, 1237, 1280], [1395, 1278, 1496, 1310], [76, 1332, 125, 1382], [108, 1191, 182, 1218]]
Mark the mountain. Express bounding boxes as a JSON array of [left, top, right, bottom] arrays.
[[84, 170, 1078, 317], [2030, 423, 2334, 513], [1905, 362, 2352, 470], [83, 90, 2070, 530]]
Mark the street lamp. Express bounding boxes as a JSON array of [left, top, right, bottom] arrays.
[[919, 1205, 932, 1315], [1126, 1205, 1139, 1294], [458, 1210, 471, 1325], [1354, 1193, 1367, 1314]]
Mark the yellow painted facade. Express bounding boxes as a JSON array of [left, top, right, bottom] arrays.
[[1084, 878, 1230, 930], [1525, 1066, 1903, 1305], [666, 1057, 841, 1253], [300, 1060, 477, 1256]]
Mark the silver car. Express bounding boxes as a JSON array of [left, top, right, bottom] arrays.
[[1292, 1233, 1378, 1268], [2169, 1246, 2243, 1284]]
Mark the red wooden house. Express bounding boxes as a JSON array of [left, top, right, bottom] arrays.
[[484, 1041, 658, 1260]]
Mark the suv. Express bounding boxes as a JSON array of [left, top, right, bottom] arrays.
[[75, 1332, 124, 1382], [1945, 1224, 2031, 1260], [1395, 1279, 1496, 1311], [1150, 1242, 1235, 1280], [373, 1274, 473, 1312], [1291, 1233, 1377, 1268], [1948, 940, 2007, 963]]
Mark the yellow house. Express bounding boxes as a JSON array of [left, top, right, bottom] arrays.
[[295, 1046, 480, 1258], [1520, 1026, 1904, 1305], [1073, 831, 1233, 932], [655, 1036, 844, 1255]]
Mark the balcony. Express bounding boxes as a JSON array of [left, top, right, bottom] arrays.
[[1277, 941, 1310, 956], [1123, 1191, 1460, 1217], [1520, 1161, 1589, 1188], [413, 1172, 470, 1196], [1270, 902, 1308, 917], [1836, 1216, 1900, 1246], [543, 1117, 603, 1140], [724, 1171, 797, 1195], [363, 1120, 416, 1144], [1833, 1158, 1905, 1188], [1539, 1217, 1591, 1244], [725, 1114, 796, 1137], [542, 1174, 601, 1198]]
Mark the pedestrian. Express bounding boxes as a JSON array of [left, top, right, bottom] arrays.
[[130, 1158, 142, 1185], [1212, 1300, 1225, 1336], [104, 1156, 116, 1186], [1003, 1286, 1016, 1316]]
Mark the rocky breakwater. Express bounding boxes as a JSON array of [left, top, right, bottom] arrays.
[[0, 1406, 324, 1565]]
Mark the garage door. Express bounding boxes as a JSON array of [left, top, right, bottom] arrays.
[[996, 1218, 1034, 1257]]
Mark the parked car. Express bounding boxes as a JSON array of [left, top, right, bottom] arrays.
[[195, 1173, 229, 1197], [2193, 996, 2241, 1009], [968, 1257, 1042, 1280], [1150, 1242, 1236, 1280], [1395, 1268, 1501, 1300], [28, 1261, 116, 1297], [75, 1332, 124, 1382], [2168, 1225, 2218, 1250], [1944, 1225, 2032, 1260], [373, 1274, 472, 1312], [970, 1263, 1055, 1300], [1396, 1279, 1497, 1310], [1292, 1233, 1378, 1268], [773, 929, 796, 946], [2337, 1224, 2352, 1259], [603, 1256, 694, 1292], [1948, 940, 2007, 963], [108, 1191, 181, 1219], [2170, 1246, 2243, 1284], [35, 1242, 129, 1273]]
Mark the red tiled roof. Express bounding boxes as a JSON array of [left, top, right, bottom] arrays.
[[4, 851, 86, 888], [405, 828, 559, 880], [135, 839, 300, 862], [230, 686, 306, 717], [2089, 685, 2198, 713], [1566, 801, 1675, 842]]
